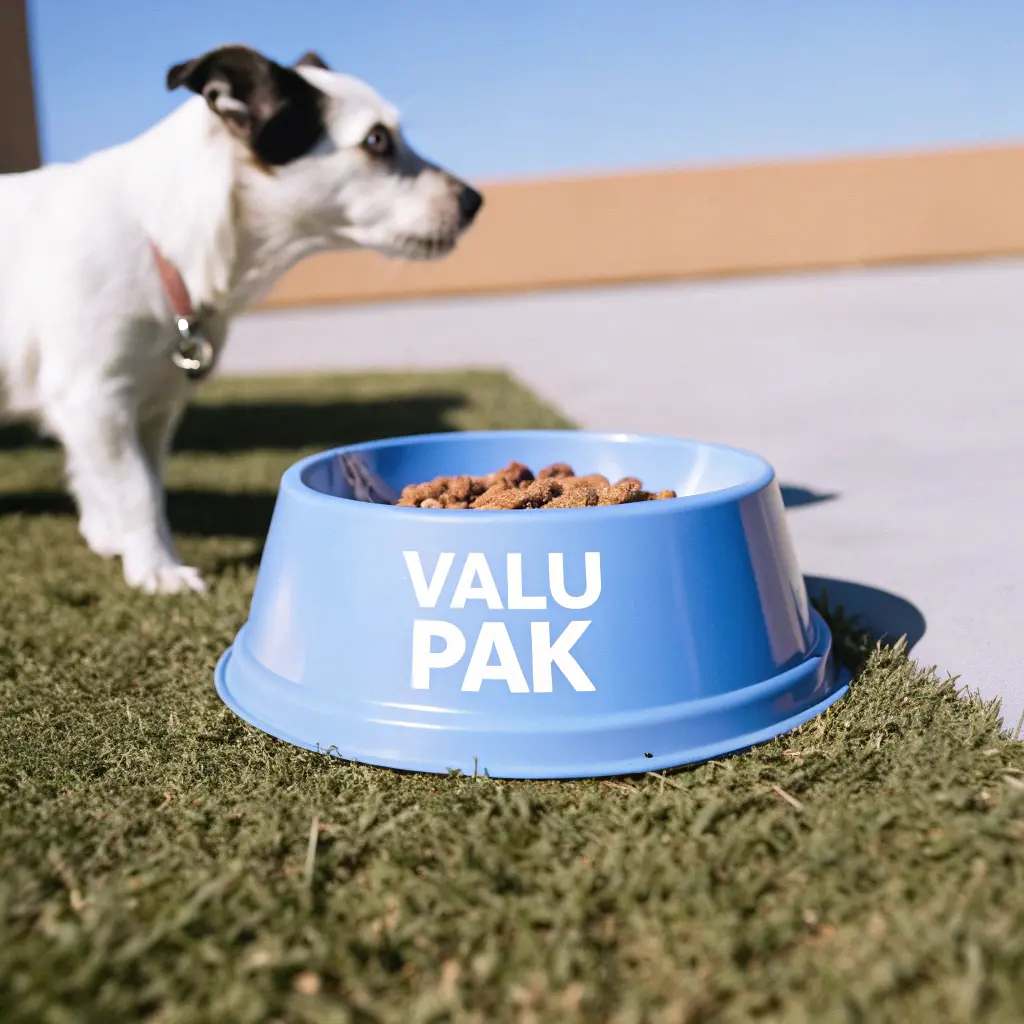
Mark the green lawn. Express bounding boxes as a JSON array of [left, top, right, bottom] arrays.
[[2, 372, 1023, 1023]]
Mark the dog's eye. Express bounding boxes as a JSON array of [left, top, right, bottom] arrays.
[[362, 125, 394, 158]]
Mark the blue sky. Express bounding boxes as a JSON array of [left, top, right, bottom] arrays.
[[27, 0, 1024, 181]]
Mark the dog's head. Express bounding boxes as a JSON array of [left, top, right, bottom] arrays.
[[167, 45, 482, 260]]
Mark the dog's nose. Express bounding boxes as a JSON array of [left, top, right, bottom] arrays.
[[458, 185, 484, 225]]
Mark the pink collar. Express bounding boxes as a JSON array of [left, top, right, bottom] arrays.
[[148, 241, 214, 381]]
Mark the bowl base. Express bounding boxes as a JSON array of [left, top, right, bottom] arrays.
[[214, 611, 850, 780]]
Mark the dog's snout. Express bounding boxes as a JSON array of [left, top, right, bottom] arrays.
[[458, 185, 483, 226]]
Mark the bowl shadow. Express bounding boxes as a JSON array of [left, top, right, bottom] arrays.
[[780, 485, 837, 509], [804, 575, 926, 651]]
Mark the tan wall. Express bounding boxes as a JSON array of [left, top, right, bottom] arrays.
[[263, 143, 1024, 309], [0, 0, 41, 174]]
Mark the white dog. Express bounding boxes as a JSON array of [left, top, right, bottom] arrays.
[[0, 45, 482, 594]]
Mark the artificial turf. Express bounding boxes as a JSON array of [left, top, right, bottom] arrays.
[[1, 371, 1022, 1023]]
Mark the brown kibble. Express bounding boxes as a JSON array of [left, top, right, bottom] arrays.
[[597, 483, 652, 505], [558, 473, 610, 491], [475, 481, 511, 504], [538, 462, 575, 480], [484, 460, 534, 489], [398, 478, 448, 506], [521, 478, 563, 506], [545, 486, 600, 509], [474, 487, 531, 510], [403, 462, 665, 510], [445, 475, 478, 502]]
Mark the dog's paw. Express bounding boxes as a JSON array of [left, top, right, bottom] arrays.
[[79, 515, 122, 559], [124, 560, 207, 595]]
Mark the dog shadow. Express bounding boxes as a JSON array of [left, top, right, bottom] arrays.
[[0, 421, 51, 450], [171, 393, 469, 453], [162, 431, 844, 543], [0, 392, 468, 454], [0, 407, 928, 650], [0, 392, 467, 539], [0, 403, 839, 538]]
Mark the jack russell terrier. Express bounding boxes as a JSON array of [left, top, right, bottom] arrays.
[[0, 45, 482, 594]]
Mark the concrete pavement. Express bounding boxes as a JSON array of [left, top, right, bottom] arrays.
[[222, 258, 1024, 727]]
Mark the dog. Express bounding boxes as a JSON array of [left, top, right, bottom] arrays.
[[0, 45, 482, 594]]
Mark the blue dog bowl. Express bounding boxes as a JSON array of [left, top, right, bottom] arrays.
[[215, 430, 848, 778]]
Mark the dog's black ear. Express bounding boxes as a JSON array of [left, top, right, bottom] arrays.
[[166, 45, 326, 166], [294, 51, 330, 71]]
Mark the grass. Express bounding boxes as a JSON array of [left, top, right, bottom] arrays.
[[2, 370, 1023, 1023]]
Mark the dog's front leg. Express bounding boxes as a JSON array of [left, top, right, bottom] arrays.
[[139, 401, 186, 483], [138, 399, 188, 553], [47, 394, 204, 594]]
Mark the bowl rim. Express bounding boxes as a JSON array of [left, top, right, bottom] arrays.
[[285, 429, 777, 521]]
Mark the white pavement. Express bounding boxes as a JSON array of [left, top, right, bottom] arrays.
[[223, 259, 1024, 727]]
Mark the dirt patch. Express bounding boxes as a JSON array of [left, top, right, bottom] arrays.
[[396, 461, 677, 509]]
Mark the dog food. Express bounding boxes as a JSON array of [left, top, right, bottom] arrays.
[[396, 461, 677, 510]]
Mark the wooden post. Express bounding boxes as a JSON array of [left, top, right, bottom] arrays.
[[0, 0, 42, 173]]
